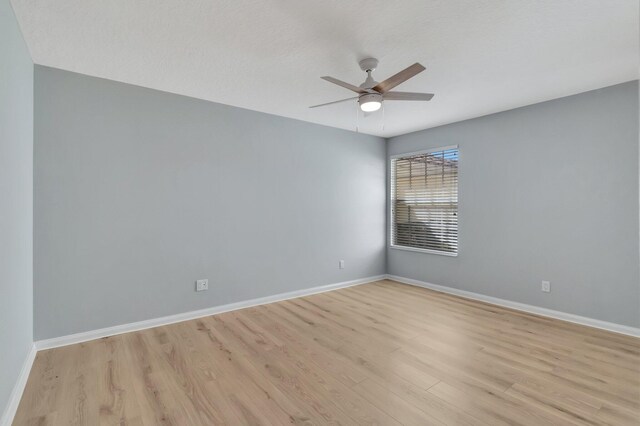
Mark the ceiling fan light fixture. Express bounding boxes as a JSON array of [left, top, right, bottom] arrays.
[[359, 93, 382, 112]]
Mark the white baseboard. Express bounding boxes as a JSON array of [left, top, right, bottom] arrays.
[[35, 274, 386, 351], [6, 273, 637, 425], [386, 274, 640, 338], [0, 343, 37, 426]]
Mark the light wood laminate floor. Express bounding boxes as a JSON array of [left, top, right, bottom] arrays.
[[14, 280, 640, 425]]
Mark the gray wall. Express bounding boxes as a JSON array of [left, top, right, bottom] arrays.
[[388, 81, 640, 327], [31, 67, 640, 340], [0, 0, 33, 419], [34, 66, 386, 340]]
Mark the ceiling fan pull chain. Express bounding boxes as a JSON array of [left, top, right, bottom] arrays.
[[355, 102, 359, 133]]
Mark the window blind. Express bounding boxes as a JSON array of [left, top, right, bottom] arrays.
[[391, 147, 459, 255]]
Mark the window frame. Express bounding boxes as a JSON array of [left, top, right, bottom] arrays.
[[388, 145, 459, 257]]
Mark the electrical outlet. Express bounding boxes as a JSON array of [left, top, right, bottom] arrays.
[[541, 280, 551, 293], [196, 279, 209, 292], [339, 260, 345, 269]]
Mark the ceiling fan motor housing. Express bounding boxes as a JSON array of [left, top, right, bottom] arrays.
[[359, 93, 382, 103]]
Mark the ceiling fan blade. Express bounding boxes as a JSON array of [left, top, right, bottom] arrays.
[[383, 91, 434, 101], [372, 63, 426, 94], [321, 76, 367, 94], [309, 96, 358, 108]]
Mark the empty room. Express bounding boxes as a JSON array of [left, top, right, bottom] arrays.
[[1, 0, 639, 425]]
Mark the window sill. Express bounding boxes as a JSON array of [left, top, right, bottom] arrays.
[[389, 245, 458, 257]]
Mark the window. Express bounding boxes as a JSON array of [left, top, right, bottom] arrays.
[[390, 146, 459, 256]]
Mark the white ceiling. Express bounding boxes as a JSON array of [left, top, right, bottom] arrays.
[[11, 0, 640, 137]]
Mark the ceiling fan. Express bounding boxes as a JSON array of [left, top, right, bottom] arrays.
[[310, 58, 434, 112]]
